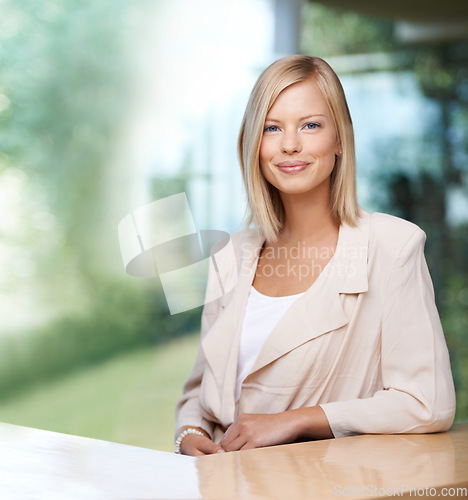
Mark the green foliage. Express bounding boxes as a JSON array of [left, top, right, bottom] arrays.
[[414, 49, 460, 99], [0, 279, 201, 401], [0, 0, 204, 401], [0, 335, 200, 451], [0, 0, 144, 283], [301, 3, 395, 57]]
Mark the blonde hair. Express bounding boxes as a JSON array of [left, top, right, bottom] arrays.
[[238, 55, 359, 242]]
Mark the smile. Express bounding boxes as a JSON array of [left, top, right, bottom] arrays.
[[276, 161, 310, 174]]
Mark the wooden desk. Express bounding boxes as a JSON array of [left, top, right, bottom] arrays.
[[1, 422, 467, 499]]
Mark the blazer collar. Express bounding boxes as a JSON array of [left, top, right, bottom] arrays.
[[201, 209, 370, 425]]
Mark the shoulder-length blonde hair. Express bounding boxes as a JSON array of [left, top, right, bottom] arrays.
[[238, 55, 359, 242]]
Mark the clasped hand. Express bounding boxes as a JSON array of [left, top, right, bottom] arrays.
[[220, 412, 296, 451], [181, 407, 331, 456], [181, 412, 298, 455]]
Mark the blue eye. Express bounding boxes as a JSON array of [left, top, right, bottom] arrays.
[[264, 125, 279, 132], [305, 122, 319, 130]]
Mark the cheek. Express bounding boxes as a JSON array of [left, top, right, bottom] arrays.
[[309, 133, 337, 156], [259, 139, 270, 165], [259, 142, 276, 184], [259, 159, 273, 184], [259, 140, 274, 176]]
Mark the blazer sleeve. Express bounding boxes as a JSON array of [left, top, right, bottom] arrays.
[[174, 251, 222, 440], [319, 228, 456, 438]]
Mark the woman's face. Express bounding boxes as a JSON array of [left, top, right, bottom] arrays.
[[259, 78, 340, 200]]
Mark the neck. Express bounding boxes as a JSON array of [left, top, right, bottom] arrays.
[[278, 181, 338, 242]]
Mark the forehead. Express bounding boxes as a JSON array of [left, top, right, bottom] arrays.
[[267, 78, 331, 118]]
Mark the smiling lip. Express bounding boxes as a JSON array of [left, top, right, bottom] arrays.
[[276, 161, 310, 174]]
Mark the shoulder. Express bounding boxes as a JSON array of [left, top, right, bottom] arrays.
[[360, 209, 427, 263], [368, 211, 425, 240]]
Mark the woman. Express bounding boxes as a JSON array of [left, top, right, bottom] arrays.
[[174, 55, 456, 456]]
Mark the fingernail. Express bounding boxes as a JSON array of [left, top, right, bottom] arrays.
[[217, 449, 225, 453]]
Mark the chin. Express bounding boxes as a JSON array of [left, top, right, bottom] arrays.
[[271, 176, 331, 198]]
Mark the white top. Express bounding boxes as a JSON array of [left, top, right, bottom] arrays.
[[235, 286, 305, 403]]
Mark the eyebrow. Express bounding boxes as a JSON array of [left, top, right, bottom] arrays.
[[264, 114, 328, 123]]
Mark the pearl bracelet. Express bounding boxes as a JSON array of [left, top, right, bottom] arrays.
[[174, 428, 205, 454]]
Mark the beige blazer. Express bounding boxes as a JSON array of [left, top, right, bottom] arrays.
[[176, 209, 456, 443]]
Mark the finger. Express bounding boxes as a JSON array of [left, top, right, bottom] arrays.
[[223, 435, 248, 452], [198, 437, 224, 455], [220, 425, 237, 449], [191, 448, 205, 457], [240, 441, 257, 450], [182, 435, 218, 456]]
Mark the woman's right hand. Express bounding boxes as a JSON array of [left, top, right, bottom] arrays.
[[180, 433, 225, 456]]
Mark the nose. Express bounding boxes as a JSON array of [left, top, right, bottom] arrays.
[[281, 129, 302, 154]]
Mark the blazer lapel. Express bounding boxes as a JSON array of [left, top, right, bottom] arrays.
[[201, 230, 264, 425], [250, 210, 370, 374]]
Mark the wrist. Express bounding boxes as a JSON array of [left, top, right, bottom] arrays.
[[288, 409, 309, 441], [175, 427, 206, 454], [290, 406, 333, 441]]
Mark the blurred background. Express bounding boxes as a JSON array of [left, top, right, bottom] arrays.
[[0, 0, 467, 452]]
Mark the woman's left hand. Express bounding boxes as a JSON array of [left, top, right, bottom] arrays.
[[220, 412, 299, 451], [220, 407, 333, 451]]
